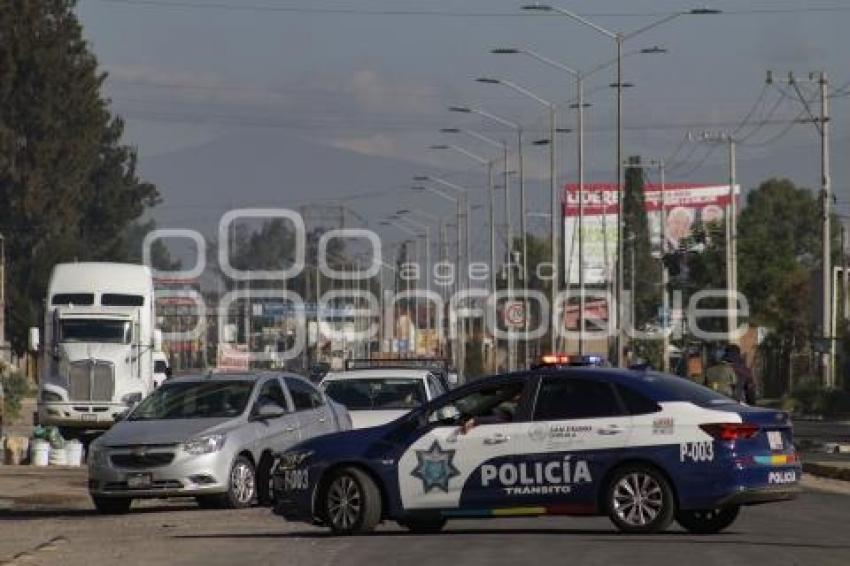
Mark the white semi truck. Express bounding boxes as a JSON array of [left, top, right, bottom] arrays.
[[32, 262, 164, 434]]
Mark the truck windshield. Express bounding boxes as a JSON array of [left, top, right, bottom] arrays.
[[129, 381, 254, 420], [60, 319, 131, 344], [323, 378, 426, 410]]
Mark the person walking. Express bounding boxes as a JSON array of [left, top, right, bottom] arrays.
[[705, 347, 737, 398], [725, 344, 756, 404]]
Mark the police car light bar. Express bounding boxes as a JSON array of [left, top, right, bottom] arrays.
[[540, 354, 570, 365]]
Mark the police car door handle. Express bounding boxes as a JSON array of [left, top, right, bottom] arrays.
[[484, 433, 510, 445]]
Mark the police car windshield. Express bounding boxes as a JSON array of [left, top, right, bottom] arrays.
[[644, 373, 737, 406], [324, 378, 426, 410]]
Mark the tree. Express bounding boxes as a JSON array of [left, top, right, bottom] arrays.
[[737, 178, 827, 326], [623, 156, 661, 327], [0, 1, 159, 353], [681, 178, 839, 392], [123, 220, 182, 272]]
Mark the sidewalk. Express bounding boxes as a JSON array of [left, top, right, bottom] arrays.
[[0, 465, 90, 512], [802, 452, 850, 482]]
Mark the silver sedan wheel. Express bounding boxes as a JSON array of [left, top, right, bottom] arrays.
[[612, 472, 664, 527], [327, 475, 362, 530], [231, 461, 256, 505]]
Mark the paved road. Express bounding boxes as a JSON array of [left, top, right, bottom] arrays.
[[2, 476, 849, 566]]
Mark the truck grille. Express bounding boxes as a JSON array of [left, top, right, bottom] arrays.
[[68, 361, 115, 401]]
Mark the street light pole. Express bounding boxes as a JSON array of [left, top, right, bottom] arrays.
[[449, 105, 529, 368], [522, 3, 720, 365], [476, 78, 558, 353], [429, 144, 497, 370], [394, 216, 432, 336], [413, 177, 470, 378]]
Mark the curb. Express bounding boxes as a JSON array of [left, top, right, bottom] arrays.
[[803, 462, 850, 482]]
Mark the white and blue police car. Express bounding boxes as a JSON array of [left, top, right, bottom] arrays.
[[271, 368, 800, 535]]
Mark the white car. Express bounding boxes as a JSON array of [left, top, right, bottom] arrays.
[[152, 351, 170, 388], [320, 368, 448, 429]]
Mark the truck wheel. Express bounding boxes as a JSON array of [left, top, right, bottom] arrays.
[[92, 496, 132, 515], [676, 506, 740, 534], [606, 464, 675, 534], [322, 467, 381, 534]]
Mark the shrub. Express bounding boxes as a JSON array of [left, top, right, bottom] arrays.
[[0, 362, 33, 422], [788, 379, 850, 416]]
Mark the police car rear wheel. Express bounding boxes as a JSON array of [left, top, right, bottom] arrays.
[[323, 467, 381, 534], [675, 506, 740, 534], [607, 465, 675, 534]]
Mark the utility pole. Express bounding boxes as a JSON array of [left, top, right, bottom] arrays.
[[503, 144, 516, 371], [768, 70, 832, 387], [0, 233, 5, 361], [488, 159, 497, 371], [820, 72, 832, 388], [690, 131, 739, 346], [549, 104, 559, 354], [577, 75, 586, 356], [843, 226, 848, 321], [728, 137, 738, 346]]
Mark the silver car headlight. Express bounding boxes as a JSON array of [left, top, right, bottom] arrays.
[[277, 449, 314, 470], [182, 434, 226, 455]]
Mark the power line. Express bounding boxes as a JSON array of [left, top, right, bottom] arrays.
[[95, 0, 850, 17], [731, 83, 770, 137]]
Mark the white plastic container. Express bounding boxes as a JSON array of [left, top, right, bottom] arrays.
[[31, 439, 50, 467], [65, 440, 84, 466], [49, 445, 67, 466]]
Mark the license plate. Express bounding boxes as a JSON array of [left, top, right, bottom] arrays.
[[767, 430, 784, 451], [81, 413, 98, 421], [126, 473, 152, 489], [283, 469, 309, 491]]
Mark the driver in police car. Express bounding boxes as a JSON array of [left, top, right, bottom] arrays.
[[459, 391, 522, 434]]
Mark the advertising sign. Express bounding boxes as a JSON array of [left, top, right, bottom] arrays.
[[563, 183, 739, 285]]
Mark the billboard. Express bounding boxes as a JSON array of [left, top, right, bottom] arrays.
[[562, 183, 739, 285]]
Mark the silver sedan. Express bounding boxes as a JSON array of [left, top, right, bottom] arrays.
[[88, 372, 351, 514]]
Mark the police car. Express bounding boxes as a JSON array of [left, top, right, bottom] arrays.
[[320, 368, 449, 429], [271, 368, 800, 535]]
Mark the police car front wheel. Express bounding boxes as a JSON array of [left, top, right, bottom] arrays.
[[606, 464, 676, 534], [322, 467, 382, 534], [675, 506, 740, 534]]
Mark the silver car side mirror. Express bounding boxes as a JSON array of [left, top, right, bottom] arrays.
[[253, 402, 286, 421]]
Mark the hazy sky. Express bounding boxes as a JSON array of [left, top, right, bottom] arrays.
[[75, 0, 850, 247]]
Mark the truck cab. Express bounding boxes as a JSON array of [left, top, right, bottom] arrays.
[[33, 262, 162, 433]]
